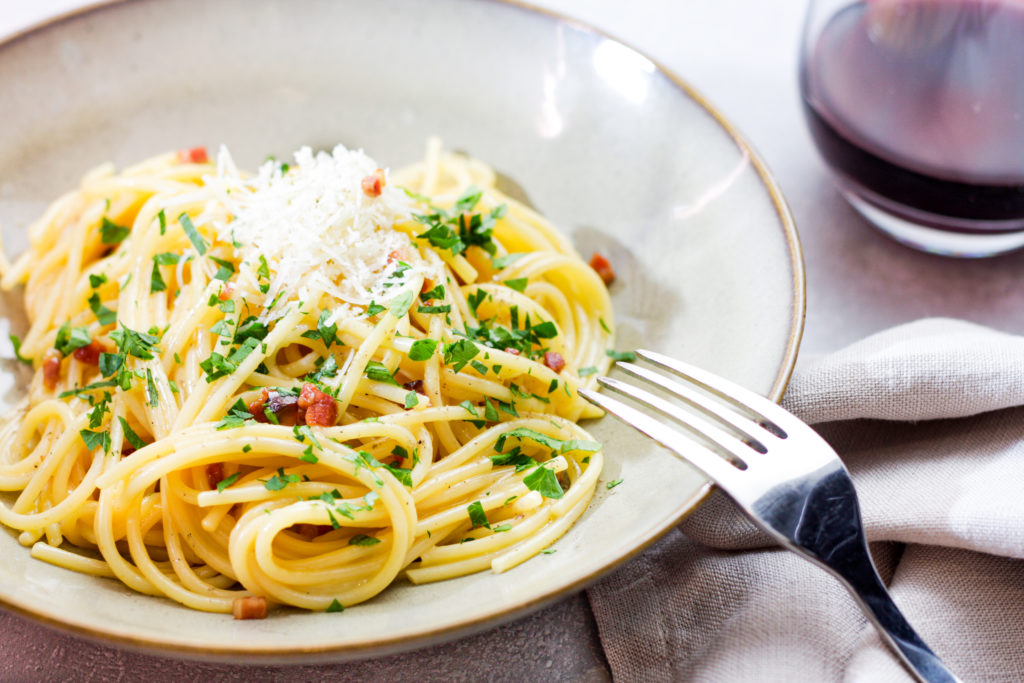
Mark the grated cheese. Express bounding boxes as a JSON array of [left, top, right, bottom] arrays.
[[206, 144, 426, 317]]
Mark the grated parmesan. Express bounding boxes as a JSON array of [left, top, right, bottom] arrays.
[[206, 144, 427, 318]]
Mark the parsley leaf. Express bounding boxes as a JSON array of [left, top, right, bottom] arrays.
[[110, 325, 159, 360], [365, 360, 399, 385], [54, 322, 91, 356], [404, 391, 419, 409], [179, 213, 207, 255], [467, 500, 490, 529], [9, 334, 32, 366], [79, 429, 111, 454], [210, 256, 234, 281], [492, 253, 526, 270], [327, 599, 344, 613], [88, 293, 117, 326], [216, 472, 240, 492], [118, 416, 147, 450], [606, 349, 638, 362], [389, 291, 414, 318], [348, 534, 380, 546], [316, 310, 338, 347], [504, 277, 528, 292], [606, 478, 624, 489], [264, 467, 300, 491], [443, 339, 479, 372], [150, 261, 167, 293], [420, 284, 445, 301], [100, 217, 130, 245], [523, 464, 564, 499], [408, 338, 438, 361]]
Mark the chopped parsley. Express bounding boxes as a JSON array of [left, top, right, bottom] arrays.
[[504, 277, 528, 292], [54, 322, 91, 356], [523, 464, 563, 499], [492, 253, 526, 270], [118, 416, 147, 450], [494, 427, 601, 455], [467, 500, 490, 529], [413, 186, 507, 257], [8, 334, 32, 366], [301, 310, 339, 348], [442, 339, 479, 372], [264, 467, 300, 491], [606, 349, 638, 362], [364, 360, 399, 385], [408, 338, 437, 361], [420, 284, 445, 301], [214, 397, 253, 430], [179, 213, 207, 255], [79, 428, 111, 454], [606, 478, 624, 489], [326, 599, 344, 613], [216, 472, 241, 492], [88, 293, 117, 326], [416, 304, 451, 314], [150, 261, 167, 293], [390, 291, 414, 318], [348, 534, 381, 546], [100, 217, 130, 245], [210, 256, 235, 281]]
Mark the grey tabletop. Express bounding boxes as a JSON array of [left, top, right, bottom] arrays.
[[4, 1, 1023, 680]]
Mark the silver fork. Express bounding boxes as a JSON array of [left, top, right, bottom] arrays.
[[579, 349, 960, 683]]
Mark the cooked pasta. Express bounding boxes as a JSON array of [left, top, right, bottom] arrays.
[[0, 139, 614, 615]]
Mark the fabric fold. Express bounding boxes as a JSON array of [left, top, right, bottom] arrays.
[[588, 318, 1024, 682]]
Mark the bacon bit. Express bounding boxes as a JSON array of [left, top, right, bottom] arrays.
[[176, 147, 208, 164], [249, 388, 301, 425], [42, 349, 62, 390], [589, 252, 615, 285], [72, 340, 105, 365], [504, 347, 521, 356], [361, 169, 386, 197], [206, 463, 224, 490], [218, 283, 233, 301], [232, 595, 268, 620], [248, 389, 270, 422], [402, 379, 424, 393], [543, 351, 566, 373], [298, 383, 337, 427]]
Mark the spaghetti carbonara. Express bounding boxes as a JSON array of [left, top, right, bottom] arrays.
[[0, 139, 614, 617]]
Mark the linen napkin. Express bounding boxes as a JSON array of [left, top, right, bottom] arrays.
[[587, 317, 1024, 682]]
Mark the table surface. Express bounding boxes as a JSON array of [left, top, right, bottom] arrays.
[[3, 0, 1022, 679]]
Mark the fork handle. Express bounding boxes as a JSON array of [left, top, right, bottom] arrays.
[[826, 547, 960, 683]]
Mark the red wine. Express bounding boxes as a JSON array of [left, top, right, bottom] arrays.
[[801, 0, 1024, 228]]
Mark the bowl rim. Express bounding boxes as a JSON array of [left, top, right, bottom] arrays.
[[0, 0, 806, 661]]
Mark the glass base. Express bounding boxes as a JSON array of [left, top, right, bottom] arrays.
[[840, 190, 1024, 258]]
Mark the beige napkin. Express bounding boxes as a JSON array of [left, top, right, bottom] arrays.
[[587, 318, 1024, 682]]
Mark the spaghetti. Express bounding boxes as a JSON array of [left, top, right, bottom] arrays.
[[0, 139, 613, 615]]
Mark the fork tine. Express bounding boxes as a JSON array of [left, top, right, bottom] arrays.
[[579, 388, 745, 485], [636, 349, 796, 437], [594, 375, 758, 467], [615, 361, 772, 450]]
